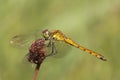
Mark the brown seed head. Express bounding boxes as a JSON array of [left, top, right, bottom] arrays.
[[27, 38, 46, 64]]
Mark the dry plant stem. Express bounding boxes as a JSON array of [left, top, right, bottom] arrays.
[[32, 63, 41, 80]]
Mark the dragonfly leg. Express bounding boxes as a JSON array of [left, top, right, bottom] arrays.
[[47, 40, 51, 47], [46, 40, 57, 57]]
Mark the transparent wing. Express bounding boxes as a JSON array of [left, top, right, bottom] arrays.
[[10, 31, 43, 49], [54, 41, 72, 58], [45, 40, 72, 61], [10, 30, 72, 62], [10, 35, 34, 49]]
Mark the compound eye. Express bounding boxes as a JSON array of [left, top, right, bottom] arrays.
[[44, 31, 49, 37], [42, 29, 50, 40]]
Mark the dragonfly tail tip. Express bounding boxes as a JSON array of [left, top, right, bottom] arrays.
[[100, 57, 107, 61]]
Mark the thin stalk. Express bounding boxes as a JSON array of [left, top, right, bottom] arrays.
[[32, 63, 41, 80]]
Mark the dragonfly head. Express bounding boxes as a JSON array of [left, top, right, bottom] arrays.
[[42, 29, 51, 40]]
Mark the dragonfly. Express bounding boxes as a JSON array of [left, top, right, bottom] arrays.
[[42, 29, 107, 61], [10, 29, 107, 61]]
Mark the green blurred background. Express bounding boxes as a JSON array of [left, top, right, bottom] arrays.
[[0, 0, 120, 80]]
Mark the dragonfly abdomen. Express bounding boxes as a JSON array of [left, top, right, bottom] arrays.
[[78, 46, 107, 61], [64, 38, 107, 61]]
